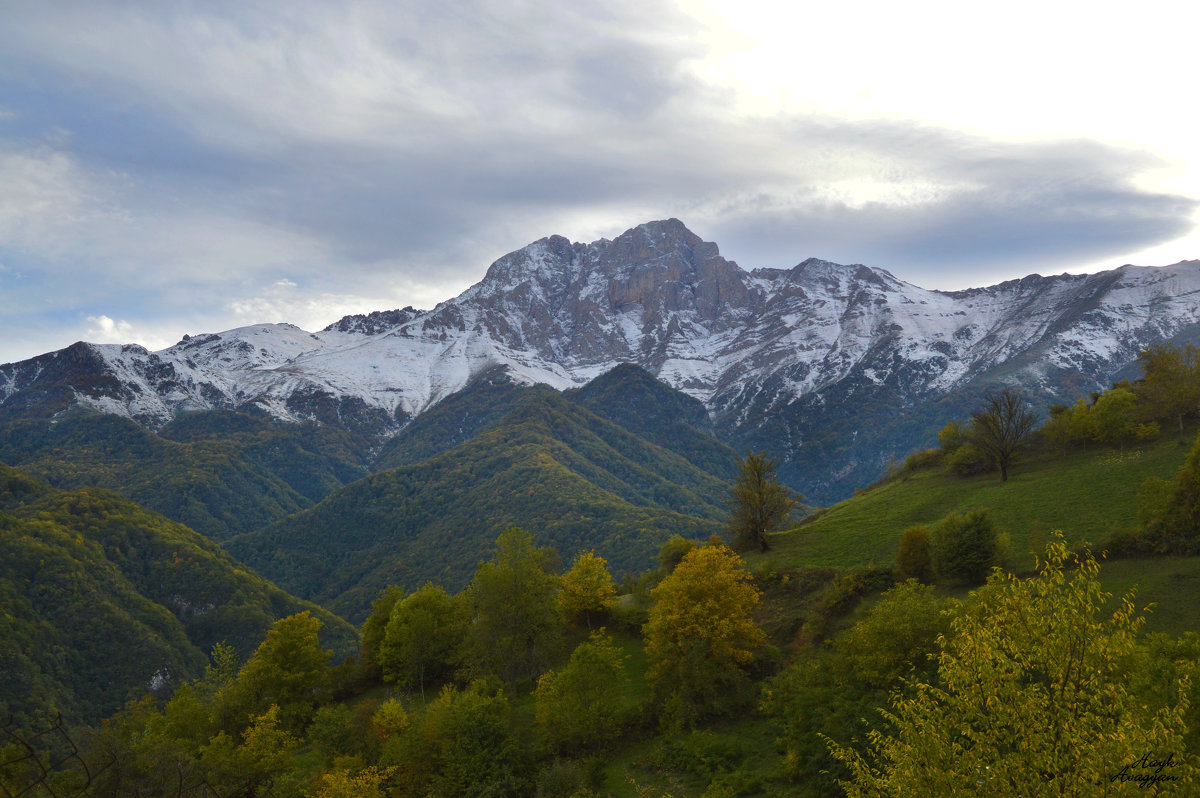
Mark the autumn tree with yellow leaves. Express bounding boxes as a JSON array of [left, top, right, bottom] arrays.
[[643, 539, 766, 724], [828, 535, 1199, 796], [558, 550, 617, 629]]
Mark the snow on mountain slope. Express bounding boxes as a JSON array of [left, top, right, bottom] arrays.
[[3, 219, 1199, 499]]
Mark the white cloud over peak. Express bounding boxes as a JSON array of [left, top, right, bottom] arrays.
[[86, 314, 134, 341]]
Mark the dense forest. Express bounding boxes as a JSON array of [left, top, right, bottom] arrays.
[[0, 463, 359, 731], [4, 346, 1200, 795], [225, 384, 735, 621]]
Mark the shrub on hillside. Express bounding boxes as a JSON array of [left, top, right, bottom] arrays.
[[937, 421, 968, 454], [901, 448, 942, 474], [930, 510, 1006, 585], [1137, 430, 1200, 554], [801, 566, 898, 641], [895, 526, 933, 582], [944, 443, 989, 477]]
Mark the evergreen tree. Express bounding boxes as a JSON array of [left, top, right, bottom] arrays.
[[727, 451, 797, 552]]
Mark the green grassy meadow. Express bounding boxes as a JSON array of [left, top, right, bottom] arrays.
[[761, 435, 1196, 571]]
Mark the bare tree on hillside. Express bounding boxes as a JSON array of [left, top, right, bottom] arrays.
[[971, 388, 1038, 482]]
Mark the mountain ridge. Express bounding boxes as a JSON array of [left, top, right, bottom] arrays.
[[4, 219, 1200, 501]]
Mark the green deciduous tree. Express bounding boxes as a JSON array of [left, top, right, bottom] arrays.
[[937, 420, 968, 454], [1136, 343, 1200, 437], [1091, 386, 1141, 448], [765, 581, 953, 796], [727, 451, 797, 552], [1040, 403, 1076, 457], [970, 388, 1038, 481], [198, 705, 304, 796], [359, 585, 404, 683], [1069, 396, 1099, 444], [945, 441, 989, 476], [311, 765, 397, 798], [466, 526, 563, 684], [830, 580, 954, 691], [87, 698, 304, 798], [397, 679, 526, 798], [657, 533, 698, 573], [644, 541, 765, 723], [216, 611, 331, 734], [828, 537, 1199, 796], [379, 583, 465, 700], [534, 629, 630, 750], [558, 550, 616, 629]]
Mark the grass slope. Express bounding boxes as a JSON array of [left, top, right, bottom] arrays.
[[755, 433, 1200, 638], [765, 437, 1195, 570]]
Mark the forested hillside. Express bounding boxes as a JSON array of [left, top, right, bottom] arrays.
[[226, 387, 732, 622], [0, 410, 367, 540], [0, 464, 357, 729]]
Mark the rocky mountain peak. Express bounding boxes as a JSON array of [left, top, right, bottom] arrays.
[[583, 220, 751, 324], [601, 218, 703, 265], [478, 233, 580, 289], [323, 307, 425, 336], [477, 219, 718, 292]]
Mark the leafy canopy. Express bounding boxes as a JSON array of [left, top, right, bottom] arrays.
[[644, 540, 765, 722], [465, 526, 562, 684], [378, 583, 465, 699], [929, 509, 1005, 585], [764, 581, 953, 795], [534, 629, 630, 751], [216, 610, 332, 734], [558, 550, 617, 629], [895, 525, 933, 582], [829, 536, 1199, 796], [1136, 343, 1200, 435]]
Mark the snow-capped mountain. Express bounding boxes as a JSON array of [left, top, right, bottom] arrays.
[[4, 219, 1200, 500]]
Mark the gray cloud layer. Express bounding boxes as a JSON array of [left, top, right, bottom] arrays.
[[0, 0, 1194, 361]]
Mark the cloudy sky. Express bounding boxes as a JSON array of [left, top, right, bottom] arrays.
[[1, 0, 1197, 362]]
